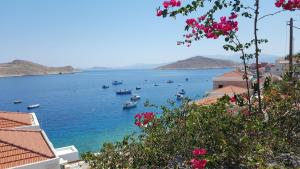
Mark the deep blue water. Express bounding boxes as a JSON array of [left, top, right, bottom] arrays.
[[0, 69, 231, 153]]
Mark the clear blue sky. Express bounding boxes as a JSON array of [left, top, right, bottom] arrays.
[[0, 0, 299, 68]]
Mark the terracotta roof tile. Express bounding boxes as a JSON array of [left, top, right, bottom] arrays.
[[0, 112, 33, 129], [208, 85, 248, 97], [214, 71, 245, 81], [0, 129, 56, 169], [194, 96, 220, 106]]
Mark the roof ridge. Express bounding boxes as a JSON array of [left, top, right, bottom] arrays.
[[0, 117, 31, 126], [0, 140, 54, 159], [0, 111, 31, 115], [0, 129, 39, 132]]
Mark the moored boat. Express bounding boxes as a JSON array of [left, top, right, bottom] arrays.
[[123, 101, 137, 109], [167, 80, 174, 83], [136, 87, 141, 90], [131, 95, 141, 101], [178, 89, 186, 95], [176, 93, 184, 100], [112, 81, 123, 85], [116, 89, 132, 95], [102, 85, 109, 89], [13, 100, 22, 104], [27, 104, 40, 109]]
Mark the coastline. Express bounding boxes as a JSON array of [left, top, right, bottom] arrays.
[[0, 71, 81, 78], [156, 66, 236, 70]]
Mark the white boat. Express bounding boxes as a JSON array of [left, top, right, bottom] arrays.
[[123, 101, 137, 109], [176, 93, 184, 100], [13, 100, 22, 104], [112, 81, 123, 85], [116, 89, 132, 95], [131, 95, 141, 101], [178, 89, 186, 95], [27, 104, 40, 109]]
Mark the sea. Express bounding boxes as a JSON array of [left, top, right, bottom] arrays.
[[0, 69, 232, 153]]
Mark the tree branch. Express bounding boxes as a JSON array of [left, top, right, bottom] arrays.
[[258, 10, 285, 21]]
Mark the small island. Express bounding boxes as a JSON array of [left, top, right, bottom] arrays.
[[157, 56, 237, 70], [0, 60, 77, 77]]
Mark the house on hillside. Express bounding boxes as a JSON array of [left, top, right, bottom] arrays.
[[0, 112, 79, 169], [195, 85, 249, 106], [213, 71, 253, 90], [271, 58, 289, 77]]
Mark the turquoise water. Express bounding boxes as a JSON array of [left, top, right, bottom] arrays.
[[0, 69, 231, 153]]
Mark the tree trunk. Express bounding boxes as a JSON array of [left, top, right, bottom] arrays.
[[254, 0, 262, 112]]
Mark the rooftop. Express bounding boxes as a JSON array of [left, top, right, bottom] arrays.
[[0, 129, 56, 169], [214, 71, 245, 81], [0, 112, 34, 129], [208, 85, 248, 97], [194, 96, 220, 106]]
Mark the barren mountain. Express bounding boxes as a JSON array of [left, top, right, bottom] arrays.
[[157, 56, 236, 70], [0, 60, 76, 77]]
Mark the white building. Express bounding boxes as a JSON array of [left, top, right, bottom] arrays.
[[0, 111, 79, 169]]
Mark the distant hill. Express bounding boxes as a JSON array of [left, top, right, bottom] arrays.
[[0, 60, 77, 77], [157, 56, 236, 70]]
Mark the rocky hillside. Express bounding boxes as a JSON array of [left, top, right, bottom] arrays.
[[157, 56, 236, 70], [0, 60, 77, 77]]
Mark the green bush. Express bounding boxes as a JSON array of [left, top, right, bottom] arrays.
[[82, 80, 300, 169]]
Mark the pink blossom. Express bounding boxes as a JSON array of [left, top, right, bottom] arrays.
[[193, 148, 207, 156], [156, 10, 163, 16], [191, 159, 208, 169]]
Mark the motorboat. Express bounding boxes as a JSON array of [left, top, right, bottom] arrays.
[[178, 89, 186, 95], [27, 104, 40, 109], [13, 100, 22, 104], [112, 81, 123, 85], [185, 78, 189, 81], [123, 101, 137, 109], [102, 85, 109, 89], [136, 87, 141, 90], [176, 93, 184, 100], [131, 94, 141, 101], [154, 83, 158, 86], [167, 80, 174, 84], [116, 89, 132, 95]]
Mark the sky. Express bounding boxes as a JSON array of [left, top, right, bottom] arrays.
[[0, 0, 299, 68]]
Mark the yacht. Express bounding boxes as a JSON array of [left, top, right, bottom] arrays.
[[27, 104, 40, 109], [123, 101, 137, 109], [13, 100, 22, 104], [176, 93, 184, 100], [116, 89, 132, 95], [112, 81, 123, 85], [131, 95, 141, 101], [178, 89, 186, 95]]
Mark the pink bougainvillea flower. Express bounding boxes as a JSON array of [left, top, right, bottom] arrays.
[[230, 96, 237, 103], [193, 148, 207, 156], [156, 10, 163, 16], [191, 159, 208, 169], [163, 1, 169, 8], [134, 112, 155, 127]]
